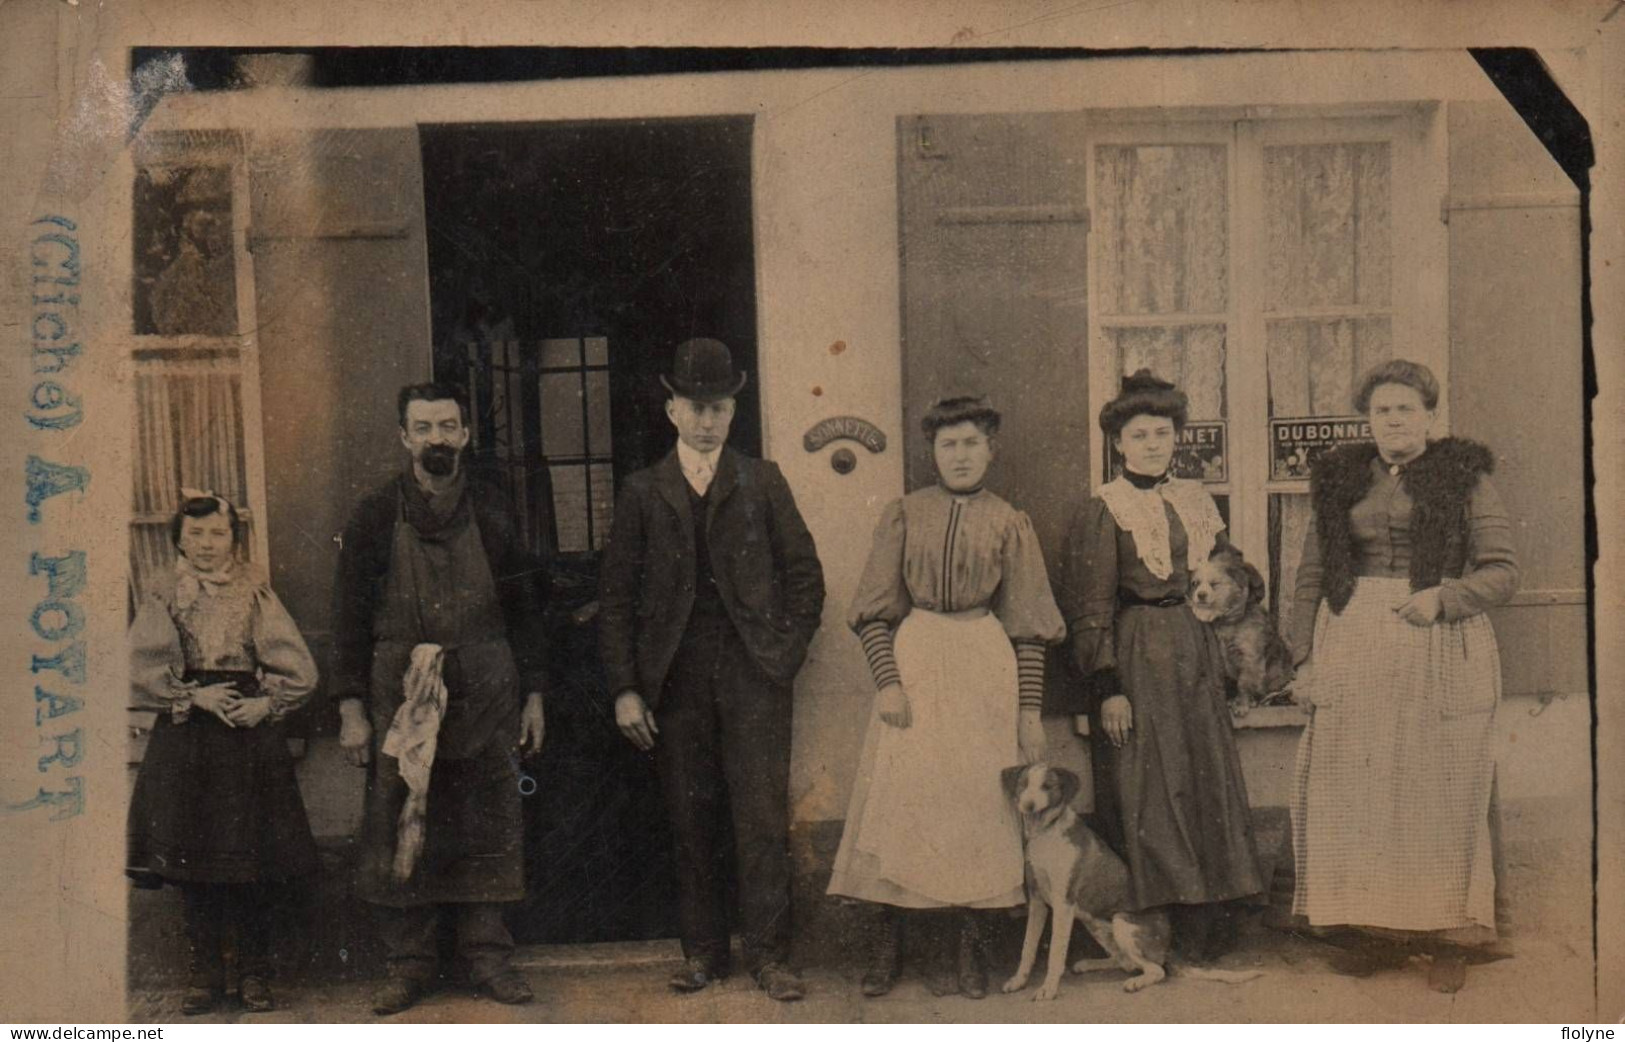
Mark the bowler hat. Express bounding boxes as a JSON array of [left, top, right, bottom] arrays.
[[661, 338, 748, 401]]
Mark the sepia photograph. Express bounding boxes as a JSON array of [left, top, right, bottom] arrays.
[[1, 0, 1621, 1030]]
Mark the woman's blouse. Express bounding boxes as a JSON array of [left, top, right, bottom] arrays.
[[1289, 458, 1520, 660], [848, 486, 1065, 708], [1060, 491, 1225, 698], [130, 562, 319, 721]]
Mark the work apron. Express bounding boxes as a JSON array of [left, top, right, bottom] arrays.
[[357, 494, 525, 906]]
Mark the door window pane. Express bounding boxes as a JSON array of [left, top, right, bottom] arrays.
[[1263, 142, 1391, 310], [1095, 144, 1228, 316], [585, 371, 613, 455], [539, 337, 581, 370], [540, 373, 586, 457], [537, 337, 614, 553], [589, 463, 615, 551], [550, 464, 590, 553]]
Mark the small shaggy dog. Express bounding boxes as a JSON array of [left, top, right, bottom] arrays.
[[1188, 546, 1296, 714]]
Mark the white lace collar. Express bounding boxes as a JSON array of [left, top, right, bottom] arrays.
[[1097, 475, 1225, 580]]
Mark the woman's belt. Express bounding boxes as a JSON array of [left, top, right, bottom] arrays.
[[916, 605, 992, 621], [1117, 591, 1187, 608]]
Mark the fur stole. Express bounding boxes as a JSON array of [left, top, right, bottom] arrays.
[[1309, 436, 1494, 613]]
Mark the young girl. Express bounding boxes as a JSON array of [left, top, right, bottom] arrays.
[[127, 492, 319, 1014]]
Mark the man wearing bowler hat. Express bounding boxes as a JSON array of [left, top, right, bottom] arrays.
[[598, 338, 825, 1000]]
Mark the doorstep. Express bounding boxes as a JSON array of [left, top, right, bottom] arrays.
[[510, 937, 686, 971]]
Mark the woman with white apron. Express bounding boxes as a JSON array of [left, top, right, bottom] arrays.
[[827, 396, 1064, 999]]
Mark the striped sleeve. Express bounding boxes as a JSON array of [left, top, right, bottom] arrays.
[[857, 619, 901, 692], [1015, 639, 1047, 710]]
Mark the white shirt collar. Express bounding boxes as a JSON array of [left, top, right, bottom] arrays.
[[676, 441, 722, 494]]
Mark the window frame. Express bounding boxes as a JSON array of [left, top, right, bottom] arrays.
[[1085, 107, 1448, 593], [535, 336, 615, 555], [129, 132, 273, 595]]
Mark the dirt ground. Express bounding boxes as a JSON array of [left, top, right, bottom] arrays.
[[124, 927, 1597, 1025]]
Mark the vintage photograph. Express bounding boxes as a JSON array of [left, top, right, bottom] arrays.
[[3, 4, 1619, 1027]]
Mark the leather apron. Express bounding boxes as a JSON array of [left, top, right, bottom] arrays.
[[357, 488, 525, 906]]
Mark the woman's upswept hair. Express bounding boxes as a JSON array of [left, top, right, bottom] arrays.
[[1099, 369, 1188, 437], [921, 395, 1001, 441], [1353, 358, 1440, 413], [169, 494, 246, 552]]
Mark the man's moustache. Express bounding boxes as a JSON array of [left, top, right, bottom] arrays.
[[421, 445, 460, 475]]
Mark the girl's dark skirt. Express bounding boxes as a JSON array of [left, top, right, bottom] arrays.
[[127, 671, 319, 887]]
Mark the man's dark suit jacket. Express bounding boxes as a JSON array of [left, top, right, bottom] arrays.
[[598, 447, 825, 704]]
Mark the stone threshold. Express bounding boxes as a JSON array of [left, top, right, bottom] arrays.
[[510, 938, 686, 971]]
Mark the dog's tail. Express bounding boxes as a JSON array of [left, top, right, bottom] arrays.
[[1169, 963, 1265, 985]]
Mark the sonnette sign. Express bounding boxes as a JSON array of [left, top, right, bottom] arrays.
[[1271, 416, 1373, 480], [1107, 421, 1227, 483], [803, 415, 887, 455]]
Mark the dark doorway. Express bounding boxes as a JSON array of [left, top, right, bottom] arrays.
[[418, 116, 759, 944]]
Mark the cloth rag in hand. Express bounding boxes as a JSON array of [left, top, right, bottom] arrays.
[[380, 643, 449, 881]]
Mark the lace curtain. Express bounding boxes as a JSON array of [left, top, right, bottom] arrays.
[[130, 365, 251, 602], [1095, 143, 1230, 433], [1263, 142, 1393, 630]]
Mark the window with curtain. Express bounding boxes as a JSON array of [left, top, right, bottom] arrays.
[[1094, 142, 1232, 523], [1262, 141, 1394, 634], [130, 361, 252, 598], [129, 137, 266, 608], [1090, 122, 1407, 639]]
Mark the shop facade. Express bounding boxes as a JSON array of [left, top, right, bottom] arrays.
[[125, 50, 1590, 958]]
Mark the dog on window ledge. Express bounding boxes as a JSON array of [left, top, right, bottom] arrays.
[[1188, 545, 1297, 716]]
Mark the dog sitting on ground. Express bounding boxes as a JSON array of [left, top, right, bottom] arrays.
[[1000, 763, 1264, 1000], [1188, 545, 1296, 714]]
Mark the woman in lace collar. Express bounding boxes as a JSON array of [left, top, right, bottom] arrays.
[[1058, 371, 1264, 962]]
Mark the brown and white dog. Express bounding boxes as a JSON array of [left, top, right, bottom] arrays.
[[1188, 545, 1296, 714], [1000, 763, 1264, 1000]]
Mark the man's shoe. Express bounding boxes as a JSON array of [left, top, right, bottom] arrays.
[[238, 975, 275, 1013], [668, 957, 726, 993], [372, 978, 424, 1016], [481, 971, 534, 1005], [180, 986, 220, 1016], [755, 962, 806, 1002]]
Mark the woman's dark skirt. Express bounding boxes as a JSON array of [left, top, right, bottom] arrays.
[[1091, 603, 1265, 912], [127, 671, 319, 887]]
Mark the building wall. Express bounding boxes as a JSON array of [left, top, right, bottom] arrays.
[[144, 54, 1590, 915]]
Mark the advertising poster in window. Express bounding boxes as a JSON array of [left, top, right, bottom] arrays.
[[1107, 420, 1228, 483], [1270, 416, 1373, 481]]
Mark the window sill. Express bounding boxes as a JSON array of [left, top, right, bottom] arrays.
[[1073, 702, 1309, 736]]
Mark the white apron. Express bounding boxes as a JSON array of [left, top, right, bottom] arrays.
[[827, 608, 1024, 908]]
